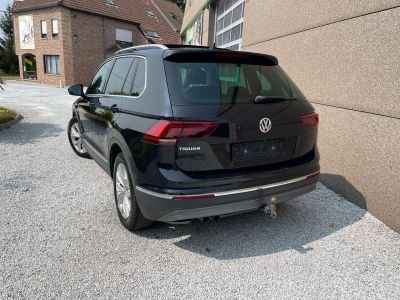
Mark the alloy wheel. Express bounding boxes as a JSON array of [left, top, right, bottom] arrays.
[[115, 163, 132, 219], [70, 122, 86, 153]]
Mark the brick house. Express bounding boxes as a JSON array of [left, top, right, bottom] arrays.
[[12, 0, 183, 86]]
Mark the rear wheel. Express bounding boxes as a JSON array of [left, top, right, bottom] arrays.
[[113, 152, 153, 231], [67, 117, 91, 158]]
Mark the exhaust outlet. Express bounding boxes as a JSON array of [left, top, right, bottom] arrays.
[[200, 216, 220, 222]]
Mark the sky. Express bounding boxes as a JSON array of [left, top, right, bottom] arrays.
[[0, 0, 12, 12], [0, 0, 13, 38]]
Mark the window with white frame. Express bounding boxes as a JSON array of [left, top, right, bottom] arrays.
[[51, 19, 59, 38], [215, 0, 245, 50], [41, 20, 47, 38]]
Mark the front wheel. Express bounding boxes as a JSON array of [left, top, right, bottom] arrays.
[[113, 152, 153, 231], [67, 117, 91, 159]]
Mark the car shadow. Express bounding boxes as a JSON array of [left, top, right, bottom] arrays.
[[137, 178, 366, 260], [319, 173, 367, 210], [0, 121, 64, 145]]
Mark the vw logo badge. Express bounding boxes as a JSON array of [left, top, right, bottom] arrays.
[[259, 118, 272, 133]]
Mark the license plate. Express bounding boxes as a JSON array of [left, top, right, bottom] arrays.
[[231, 139, 288, 161]]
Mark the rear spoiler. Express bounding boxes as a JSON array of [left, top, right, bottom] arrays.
[[163, 49, 278, 66]]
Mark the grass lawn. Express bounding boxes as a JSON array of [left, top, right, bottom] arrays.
[[0, 107, 18, 124]]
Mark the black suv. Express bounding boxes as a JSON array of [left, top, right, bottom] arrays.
[[67, 44, 320, 231]]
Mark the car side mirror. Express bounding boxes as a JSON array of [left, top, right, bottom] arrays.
[[68, 84, 88, 99]]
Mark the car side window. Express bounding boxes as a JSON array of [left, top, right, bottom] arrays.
[[121, 59, 136, 96], [131, 58, 146, 97], [105, 57, 135, 95], [86, 60, 113, 95]]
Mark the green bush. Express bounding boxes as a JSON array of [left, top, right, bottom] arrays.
[[0, 106, 17, 123]]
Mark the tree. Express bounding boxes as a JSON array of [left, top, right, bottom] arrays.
[[168, 0, 186, 11], [0, 5, 19, 74]]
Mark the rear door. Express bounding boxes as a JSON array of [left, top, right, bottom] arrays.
[[163, 51, 318, 173]]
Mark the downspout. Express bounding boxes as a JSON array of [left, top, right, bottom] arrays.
[[102, 17, 106, 59]]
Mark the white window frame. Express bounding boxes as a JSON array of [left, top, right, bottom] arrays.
[[215, 0, 245, 50], [51, 19, 59, 38], [41, 20, 47, 38]]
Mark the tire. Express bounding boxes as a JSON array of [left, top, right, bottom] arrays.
[[67, 117, 91, 159], [113, 152, 153, 231]]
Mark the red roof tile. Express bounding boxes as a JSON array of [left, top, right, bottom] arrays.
[[12, 0, 182, 44]]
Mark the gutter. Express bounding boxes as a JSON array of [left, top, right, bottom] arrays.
[[12, 3, 59, 13], [60, 6, 141, 26], [13, 2, 141, 27]]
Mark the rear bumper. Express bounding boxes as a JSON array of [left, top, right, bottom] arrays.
[[135, 172, 319, 222]]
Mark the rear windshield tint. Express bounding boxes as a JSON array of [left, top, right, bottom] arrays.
[[164, 61, 302, 105]]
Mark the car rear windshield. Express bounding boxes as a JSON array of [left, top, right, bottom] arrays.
[[164, 60, 302, 105]]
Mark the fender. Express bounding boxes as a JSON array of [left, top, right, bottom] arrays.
[[107, 129, 139, 183], [108, 129, 156, 214], [72, 100, 79, 117]]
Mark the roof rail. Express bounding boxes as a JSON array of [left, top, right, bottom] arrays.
[[114, 44, 169, 55]]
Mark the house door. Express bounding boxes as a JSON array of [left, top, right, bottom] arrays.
[[22, 54, 37, 80]]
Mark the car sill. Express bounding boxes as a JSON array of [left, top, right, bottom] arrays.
[[82, 140, 108, 163], [136, 171, 320, 199]]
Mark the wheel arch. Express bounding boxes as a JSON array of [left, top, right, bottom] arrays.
[[109, 142, 122, 178], [108, 132, 138, 181], [72, 100, 80, 118]]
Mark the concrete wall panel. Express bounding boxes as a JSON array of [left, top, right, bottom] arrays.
[[243, 7, 400, 119], [242, 0, 400, 47], [241, 4, 400, 231], [314, 104, 400, 232]]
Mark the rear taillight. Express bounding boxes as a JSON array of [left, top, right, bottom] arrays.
[[300, 113, 319, 128], [143, 120, 218, 144]]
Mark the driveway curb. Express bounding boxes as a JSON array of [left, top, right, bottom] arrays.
[[0, 114, 23, 130]]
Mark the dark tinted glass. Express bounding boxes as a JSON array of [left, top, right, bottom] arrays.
[[224, 11, 232, 27], [105, 57, 134, 95], [87, 60, 113, 94], [131, 58, 146, 97], [231, 24, 241, 41], [121, 60, 136, 96], [164, 61, 301, 105], [232, 3, 243, 23]]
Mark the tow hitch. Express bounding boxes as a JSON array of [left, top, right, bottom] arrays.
[[263, 203, 278, 219]]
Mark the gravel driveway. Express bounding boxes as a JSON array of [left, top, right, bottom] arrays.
[[1, 82, 399, 299]]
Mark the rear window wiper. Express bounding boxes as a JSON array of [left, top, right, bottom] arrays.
[[254, 95, 297, 103]]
